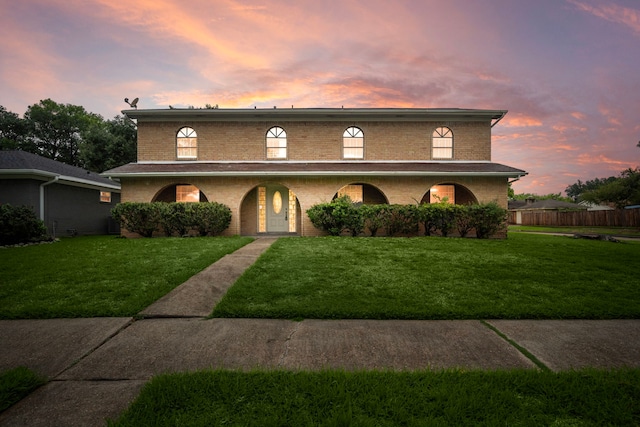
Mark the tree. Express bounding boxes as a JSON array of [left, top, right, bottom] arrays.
[[81, 115, 137, 172], [0, 106, 31, 151], [565, 176, 618, 202], [581, 168, 640, 208], [23, 99, 102, 166]]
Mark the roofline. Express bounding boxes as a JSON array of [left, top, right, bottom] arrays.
[[104, 171, 526, 178], [0, 169, 121, 191], [122, 107, 508, 123]]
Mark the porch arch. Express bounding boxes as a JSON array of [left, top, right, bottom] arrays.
[[239, 183, 301, 235]]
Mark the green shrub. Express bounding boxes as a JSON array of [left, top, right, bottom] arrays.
[[360, 204, 387, 237], [111, 202, 162, 237], [190, 202, 232, 236], [306, 196, 363, 236], [381, 204, 419, 236], [468, 202, 508, 238], [158, 203, 192, 237], [454, 205, 474, 237], [0, 204, 48, 245]]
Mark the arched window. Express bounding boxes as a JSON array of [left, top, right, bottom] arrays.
[[266, 126, 287, 159], [177, 127, 197, 159], [343, 126, 364, 159], [432, 127, 453, 159]]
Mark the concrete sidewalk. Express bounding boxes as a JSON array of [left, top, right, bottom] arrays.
[[1, 238, 639, 426]]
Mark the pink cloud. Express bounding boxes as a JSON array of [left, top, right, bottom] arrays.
[[568, 0, 640, 36]]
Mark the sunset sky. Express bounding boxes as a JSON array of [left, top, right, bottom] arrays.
[[1, 0, 638, 195]]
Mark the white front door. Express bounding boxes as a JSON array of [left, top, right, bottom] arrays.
[[266, 186, 289, 233]]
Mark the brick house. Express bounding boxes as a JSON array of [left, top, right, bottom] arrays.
[[103, 108, 526, 236]]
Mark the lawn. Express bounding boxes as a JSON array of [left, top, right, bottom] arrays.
[[212, 233, 640, 320], [0, 235, 253, 318], [509, 225, 640, 237], [0, 367, 45, 412], [108, 369, 640, 426]]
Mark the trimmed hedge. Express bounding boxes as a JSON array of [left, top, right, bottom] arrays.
[[0, 204, 48, 245], [112, 202, 232, 237], [307, 199, 507, 238]]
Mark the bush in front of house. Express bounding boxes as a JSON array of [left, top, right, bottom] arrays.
[[189, 202, 232, 236], [306, 196, 363, 236], [467, 202, 508, 239], [307, 200, 508, 238], [111, 202, 163, 237], [0, 204, 48, 246], [112, 202, 232, 237]]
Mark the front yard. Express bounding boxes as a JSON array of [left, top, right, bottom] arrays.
[[212, 233, 640, 320]]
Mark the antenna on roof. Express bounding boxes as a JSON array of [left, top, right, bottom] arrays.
[[124, 97, 139, 109]]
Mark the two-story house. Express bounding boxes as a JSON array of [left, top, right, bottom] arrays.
[[103, 108, 526, 236]]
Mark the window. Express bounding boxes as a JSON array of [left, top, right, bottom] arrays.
[[432, 127, 453, 159], [338, 184, 363, 203], [176, 185, 200, 202], [177, 127, 197, 159], [266, 126, 286, 159], [343, 126, 364, 159], [100, 191, 111, 203], [430, 185, 455, 204]]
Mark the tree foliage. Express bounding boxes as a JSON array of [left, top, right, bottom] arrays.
[[579, 168, 640, 209], [0, 100, 136, 172]]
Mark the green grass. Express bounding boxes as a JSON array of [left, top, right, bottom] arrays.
[[0, 236, 253, 319], [509, 225, 640, 237], [108, 369, 640, 426], [212, 233, 640, 320], [0, 367, 46, 412]]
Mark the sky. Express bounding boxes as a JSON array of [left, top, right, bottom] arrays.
[[1, 0, 639, 195]]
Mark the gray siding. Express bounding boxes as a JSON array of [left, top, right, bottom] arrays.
[[0, 179, 41, 212]]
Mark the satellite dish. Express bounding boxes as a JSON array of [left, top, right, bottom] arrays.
[[124, 97, 139, 109]]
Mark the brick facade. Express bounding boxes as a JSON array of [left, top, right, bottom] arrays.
[[106, 108, 524, 237]]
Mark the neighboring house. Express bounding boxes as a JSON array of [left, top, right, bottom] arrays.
[[578, 201, 615, 211], [508, 197, 587, 225], [103, 108, 526, 236], [0, 150, 121, 236]]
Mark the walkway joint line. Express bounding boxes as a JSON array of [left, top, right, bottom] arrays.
[[480, 320, 550, 371]]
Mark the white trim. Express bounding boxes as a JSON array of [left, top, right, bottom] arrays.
[[103, 170, 525, 178], [134, 160, 494, 165], [1, 169, 121, 191]]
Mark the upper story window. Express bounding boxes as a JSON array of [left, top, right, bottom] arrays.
[[177, 127, 197, 159], [343, 127, 364, 159], [432, 127, 453, 159], [266, 126, 287, 159]]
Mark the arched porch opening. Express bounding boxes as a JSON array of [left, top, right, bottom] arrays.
[[240, 184, 301, 235], [333, 183, 388, 205], [152, 183, 209, 203], [420, 183, 477, 205]]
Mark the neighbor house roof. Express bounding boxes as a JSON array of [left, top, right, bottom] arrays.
[[122, 107, 508, 126], [508, 198, 587, 211], [103, 161, 526, 179], [0, 150, 121, 191]]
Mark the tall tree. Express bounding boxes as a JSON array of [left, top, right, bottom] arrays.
[[565, 176, 618, 201], [81, 115, 137, 172], [23, 99, 102, 166], [0, 106, 31, 151], [581, 168, 640, 209]]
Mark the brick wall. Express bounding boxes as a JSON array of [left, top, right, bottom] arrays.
[[119, 175, 508, 236], [137, 120, 492, 162]]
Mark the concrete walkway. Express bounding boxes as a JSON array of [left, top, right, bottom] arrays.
[[1, 237, 639, 426]]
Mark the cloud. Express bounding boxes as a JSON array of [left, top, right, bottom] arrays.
[[568, 0, 640, 35]]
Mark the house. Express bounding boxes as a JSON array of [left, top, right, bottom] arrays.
[[102, 108, 526, 236], [0, 150, 121, 236], [508, 197, 587, 225]]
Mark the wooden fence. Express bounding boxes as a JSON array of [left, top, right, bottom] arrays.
[[509, 209, 640, 227]]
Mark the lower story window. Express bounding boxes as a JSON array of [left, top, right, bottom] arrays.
[[176, 185, 200, 202], [100, 191, 111, 203], [337, 184, 363, 203], [430, 185, 455, 203]]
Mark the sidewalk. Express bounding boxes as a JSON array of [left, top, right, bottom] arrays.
[[1, 237, 639, 426]]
